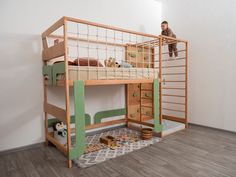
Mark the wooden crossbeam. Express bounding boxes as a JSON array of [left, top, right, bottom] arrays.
[[127, 118, 154, 127], [84, 79, 154, 86], [42, 41, 65, 61], [42, 17, 64, 38], [46, 134, 67, 155], [86, 119, 125, 130], [44, 103, 67, 123]]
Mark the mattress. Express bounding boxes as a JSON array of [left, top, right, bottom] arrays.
[[58, 66, 159, 81]]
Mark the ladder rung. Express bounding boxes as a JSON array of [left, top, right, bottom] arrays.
[[162, 87, 185, 90], [141, 97, 152, 100], [141, 89, 152, 91], [163, 101, 185, 105], [162, 94, 185, 98], [141, 105, 153, 108], [163, 108, 185, 113]]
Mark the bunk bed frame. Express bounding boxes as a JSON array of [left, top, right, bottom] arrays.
[[41, 16, 188, 168]]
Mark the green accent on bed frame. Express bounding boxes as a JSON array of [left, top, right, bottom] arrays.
[[69, 80, 86, 159], [52, 62, 65, 85], [47, 114, 91, 128], [153, 79, 162, 132], [94, 108, 126, 124], [43, 65, 53, 85], [42, 62, 65, 86]]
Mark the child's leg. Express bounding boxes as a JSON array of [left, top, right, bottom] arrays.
[[173, 43, 178, 57], [168, 44, 173, 57]]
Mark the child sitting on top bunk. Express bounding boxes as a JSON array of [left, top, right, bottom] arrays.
[[161, 21, 178, 58]]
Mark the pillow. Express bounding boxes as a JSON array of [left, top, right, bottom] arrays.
[[74, 58, 103, 67], [53, 60, 76, 65], [119, 61, 133, 68]]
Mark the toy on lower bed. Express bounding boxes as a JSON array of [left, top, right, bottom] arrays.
[[53, 122, 67, 145], [85, 144, 106, 154], [100, 135, 117, 146], [99, 134, 139, 150]]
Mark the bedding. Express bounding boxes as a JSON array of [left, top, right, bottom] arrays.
[[53, 58, 103, 67], [74, 58, 103, 67], [64, 67, 158, 81]]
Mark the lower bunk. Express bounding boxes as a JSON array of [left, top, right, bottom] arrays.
[[44, 79, 163, 167], [44, 79, 186, 168]]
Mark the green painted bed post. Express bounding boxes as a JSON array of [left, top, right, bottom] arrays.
[[69, 80, 86, 159], [154, 79, 162, 133], [52, 62, 65, 85], [42, 65, 53, 85]]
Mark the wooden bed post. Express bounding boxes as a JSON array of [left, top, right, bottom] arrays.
[[185, 42, 188, 128], [44, 85, 49, 145], [125, 84, 130, 127], [158, 37, 163, 137], [63, 18, 72, 168], [42, 38, 49, 145]]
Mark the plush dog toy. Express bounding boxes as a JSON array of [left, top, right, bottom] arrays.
[[104, 57, 120, 68]]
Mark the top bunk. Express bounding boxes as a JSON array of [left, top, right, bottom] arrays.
[[42, 16, 187, 86]]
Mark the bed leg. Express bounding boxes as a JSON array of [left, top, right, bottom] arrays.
[[126, 120, 130, 128], [45, 137, 49, 146], [44, 84, 49, 146], [68, 159, 72, 168]]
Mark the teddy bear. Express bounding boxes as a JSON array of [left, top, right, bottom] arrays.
[[104, 57, 120, 68]]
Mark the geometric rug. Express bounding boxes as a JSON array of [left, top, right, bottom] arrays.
[[73, 128, 160, 168]]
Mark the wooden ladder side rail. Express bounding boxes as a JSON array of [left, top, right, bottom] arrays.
[[159, 37, 163, 134], [185, 42, 188, 128]]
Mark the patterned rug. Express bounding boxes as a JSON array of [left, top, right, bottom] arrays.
[[73, 128, 160, 168]]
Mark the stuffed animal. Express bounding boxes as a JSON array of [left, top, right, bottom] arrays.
[[119, 61, 133, 68], [53, 122, 67, 145], [104, 57, 120, 68]]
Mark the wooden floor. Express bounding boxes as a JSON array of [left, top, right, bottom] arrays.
[[1, 125, 236, 177]]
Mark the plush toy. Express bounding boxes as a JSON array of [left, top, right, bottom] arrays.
[[119, 61, 133, 68], [104, 57, 120, 68], [53, 122, 67, 145]]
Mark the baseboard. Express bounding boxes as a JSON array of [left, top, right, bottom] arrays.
[[0, 142, 44, 156], [1, 124, 234, 156], [0, 125, 126, 156], [189, 123, 236, 134]]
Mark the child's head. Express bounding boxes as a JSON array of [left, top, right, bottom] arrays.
[[161, 21, 168, 31]]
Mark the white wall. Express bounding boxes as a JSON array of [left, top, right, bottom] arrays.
[[160, 0, 236, 132], [0, 0, 161, 151]]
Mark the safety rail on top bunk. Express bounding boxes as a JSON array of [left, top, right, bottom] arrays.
[[41, 17, 188, 86], [41, 16, 187, 61]]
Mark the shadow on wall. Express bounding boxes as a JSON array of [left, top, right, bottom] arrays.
[[0, 33, 44, 149]]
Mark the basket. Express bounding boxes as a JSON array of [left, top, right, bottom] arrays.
[[141, 128, 153, 140]]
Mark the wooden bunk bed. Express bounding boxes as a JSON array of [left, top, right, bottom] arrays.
[[41, 16, 188, 168]]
